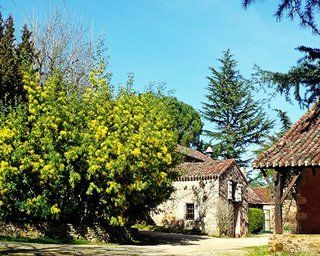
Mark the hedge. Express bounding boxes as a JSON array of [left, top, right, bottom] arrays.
[[248, 208, 264, 234]]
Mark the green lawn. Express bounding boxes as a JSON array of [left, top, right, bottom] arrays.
[[245, 245, 312, 256], [0, 235, 107, 245]]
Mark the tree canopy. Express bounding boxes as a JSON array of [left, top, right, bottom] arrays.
[[243, 1, 320, 107], [254, 46, 320, 107], [0, 13, 35, 106], [0, 65, 179, 225], [243, 0, 320, 35], [202, 50, 273, 166], [163, 96, 203, 148]]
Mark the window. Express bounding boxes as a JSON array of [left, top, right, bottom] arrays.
[[227, 181, 233, 200], [186, 203, 195, 220], [235, 184, 243, 202]]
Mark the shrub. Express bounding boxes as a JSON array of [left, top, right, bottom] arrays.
[[248, 208, 264, 234], [0, 67, 179, 226]]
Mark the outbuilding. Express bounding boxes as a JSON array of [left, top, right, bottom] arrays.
[[253, 103, 320, 234], [152, 146, 248, 236]]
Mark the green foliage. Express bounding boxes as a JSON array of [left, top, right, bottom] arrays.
[[243, 0, 320, 35], [162, 96, 203, 147], [0, 13, 35, 106], [0, 65, 179, 225], [244, 1, 320, 107], [245, 245, 311, 256], [249, 109, 292, 186], [201, 50, 274, 166], [254, 47, 320, 108], [248, 208, 264, 234]]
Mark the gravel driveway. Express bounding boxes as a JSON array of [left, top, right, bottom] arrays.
[[0, 231, 270, 256]]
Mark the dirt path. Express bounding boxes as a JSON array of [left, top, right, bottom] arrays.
[[0, 231, 270, 256]]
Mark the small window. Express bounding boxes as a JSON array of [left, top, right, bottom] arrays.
[[235, 184, 243, 202], [186, 203, 195, 220], [227, 181, 233, 200]]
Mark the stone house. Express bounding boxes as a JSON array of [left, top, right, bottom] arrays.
[[253, 102, 320, 234], [152, 146, 248, 236]]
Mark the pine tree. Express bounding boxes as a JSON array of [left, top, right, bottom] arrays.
[[0, 15, 21, 105], [0, 14, 35, 106], [201, 50, 273, 166], [243, 1, 320, 107], [18, 25, 36, 69], [16, 24, 36, 103], [0, 13, 4, 97], [0, 13, 4, 40]]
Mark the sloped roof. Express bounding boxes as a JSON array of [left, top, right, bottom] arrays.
[[248, 188, 263, 205], [254, 187, 273, 204], [176, 145, 243, 181], [177, 159, 235, 181], [253, 103, 320, 168], [248, 187, 273, 205]]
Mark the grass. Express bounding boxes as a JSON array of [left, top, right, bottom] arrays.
[[131, 223, 156, 231], [245, 245, 313, 256], [0, 235, 111, 245]]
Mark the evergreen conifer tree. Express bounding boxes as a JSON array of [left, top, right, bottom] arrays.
[[0, 15, 20, 105], [0, 14, 35, 105], [18, 25, 36, 68], [201, 50, 273, 166]]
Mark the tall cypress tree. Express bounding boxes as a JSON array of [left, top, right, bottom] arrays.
[[0, 15, 21, 105], [201, 50, 273, 166], [18, 24, 35, 68], [0, 14, 35, 106], [0, 13, 4, 97], [17, 24, 36, 103]]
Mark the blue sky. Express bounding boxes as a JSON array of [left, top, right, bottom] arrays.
[[2, 0, 319, 131]]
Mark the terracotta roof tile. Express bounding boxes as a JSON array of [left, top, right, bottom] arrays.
[[177, 159, 235, 181], [248, 187, 273, 205], [252, 187, 273, 204], [253, 102, 320, 168], [248, 187, 264, 205]]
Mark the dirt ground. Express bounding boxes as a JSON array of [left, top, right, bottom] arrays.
[[0, 231, 270, 256]]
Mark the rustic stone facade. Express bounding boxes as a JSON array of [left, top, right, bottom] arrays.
[[218, 165, 248, 237], [0, 222, 133, 243], [152, 164, 248, 236], [152, 178, 220, 235]]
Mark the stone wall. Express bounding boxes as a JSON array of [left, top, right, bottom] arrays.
[[151, 163, 249, 237], [269, 234, 320, 254], [0, 222, 134, 243], [218, 164, 248, 237], [151, 178, 220, 235]]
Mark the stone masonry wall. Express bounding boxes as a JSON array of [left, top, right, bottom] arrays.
[[0, 222, 133, 243], [151, 178, 220, 235], [219, 165, 248, 236]]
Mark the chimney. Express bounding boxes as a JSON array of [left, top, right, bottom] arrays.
[[205, 146, 213, 157]]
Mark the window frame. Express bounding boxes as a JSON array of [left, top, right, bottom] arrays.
[[186, 203, 195, 220]]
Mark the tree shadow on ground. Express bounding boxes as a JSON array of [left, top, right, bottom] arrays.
[[0, 243, 148, 256], [0, 231, 210, 255], [135, 230, 209, 246]]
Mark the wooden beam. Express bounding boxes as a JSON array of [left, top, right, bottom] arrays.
[[274, 170, 284, 234], [280, 171, 301, 205]]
